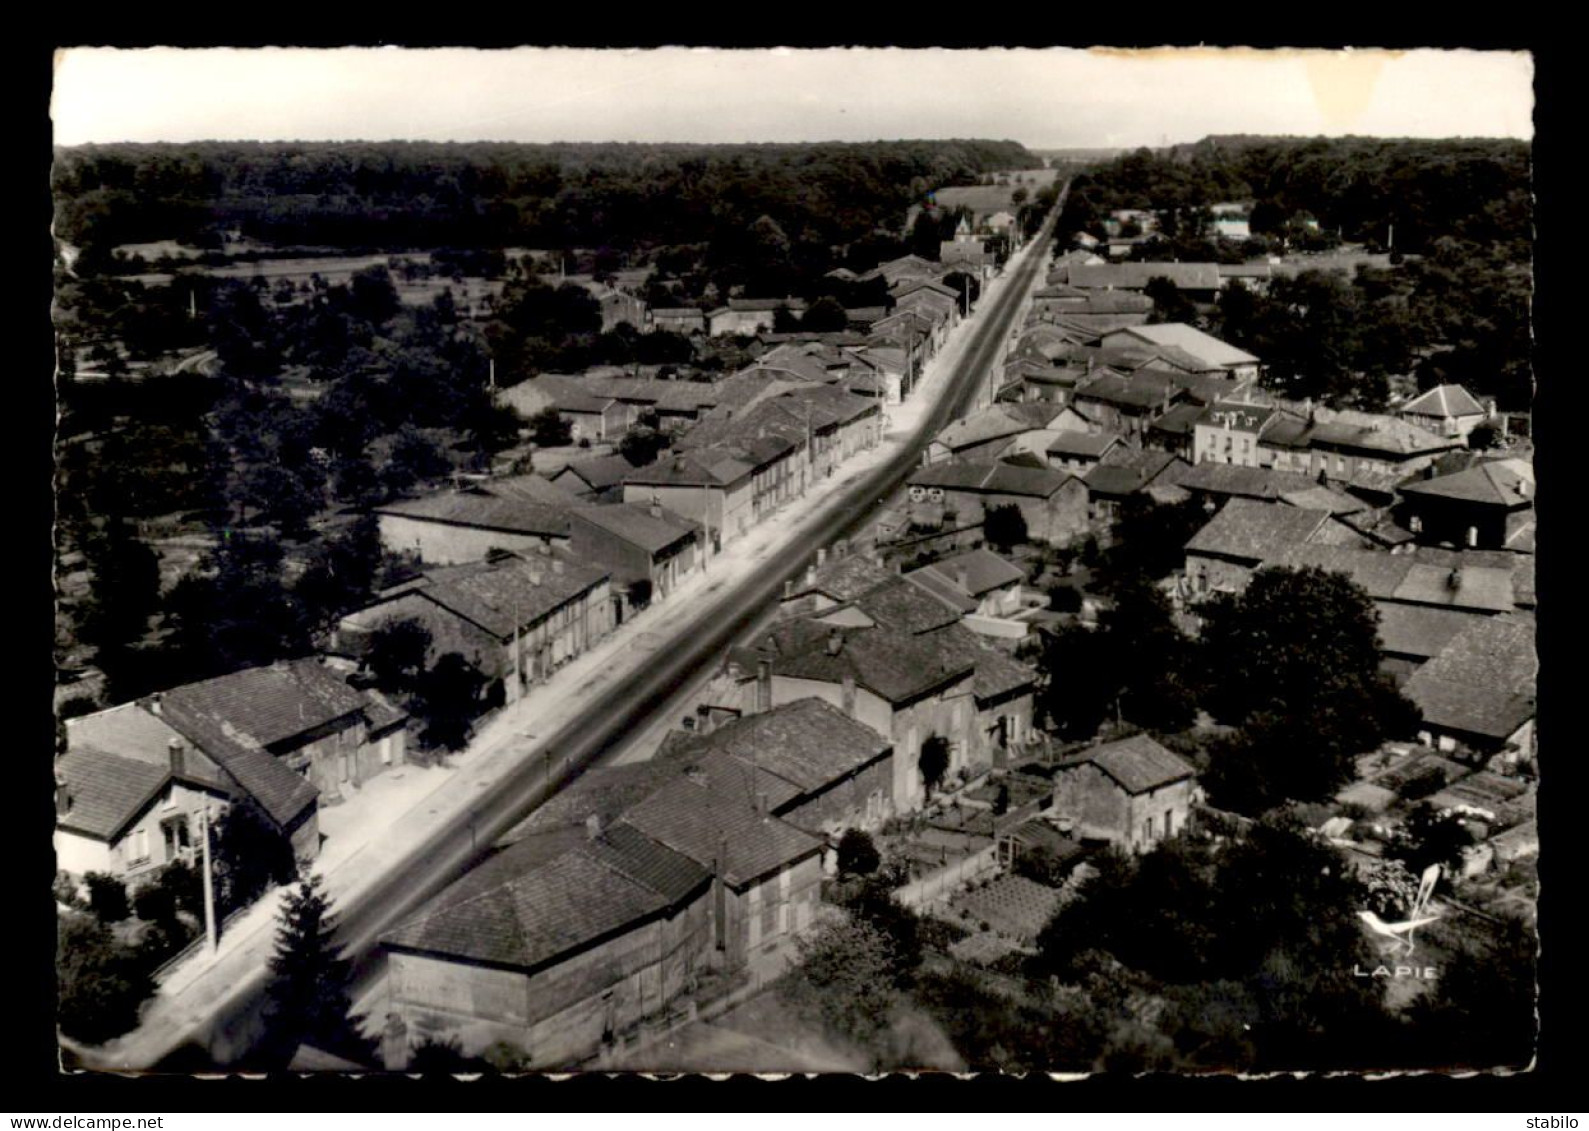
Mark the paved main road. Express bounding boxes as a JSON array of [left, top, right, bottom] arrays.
[[95, 196, 1062, 1071]]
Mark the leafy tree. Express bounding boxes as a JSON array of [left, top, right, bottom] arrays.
[[618, 424, 668, 467], [164, 529, 312, 680], [295, 514, 386, 630], [626, 578, 653, 610], [1467, 422, 1502, 451], [78, 523, 162, 654], [1143, 276, 1198, 325], [918, 735, 951, 797], [381, 426, 452, 497], [1098, 496, 1211, 588], [802, 295, 849, 333], [212, 798, 298, 918], [779, 916, 903, 1055], [85, 872, 131, 923], [56, 911, 156, 1045], [1393, 802, 1476, 878], [527, 408, 573, 448], [836, 828, 881, 878], [263, 873, 357, 1058], [983, 503, 1028, 552], [414, 652, 489, 751], [1197, 566, 1420, 811], [348, 265, 401, 326], [365, 617, 433, 697]]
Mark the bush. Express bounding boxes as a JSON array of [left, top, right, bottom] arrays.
[[85, 872, 130, 923], [56, 912, 156, 1045], [1047, 585, 1082, 613], [836, 829, 881, 878], [58, 695, 99, 720], [53, 870, 85, 908]]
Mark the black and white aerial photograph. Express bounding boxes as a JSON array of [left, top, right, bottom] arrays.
[[48, 44, 1541, 1080]]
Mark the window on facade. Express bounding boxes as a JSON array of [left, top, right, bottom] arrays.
[[1409, 515, 1423, 533], [1144, 816, 1154, 842], [130, 827, 149, 864]]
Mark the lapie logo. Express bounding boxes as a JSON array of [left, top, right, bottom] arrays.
[[1353, 862, 1442, 978]]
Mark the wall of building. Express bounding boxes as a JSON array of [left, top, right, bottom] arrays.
[[1194, 423, 1264, 467], [780, 754, 896, 837], [389, 889, 714, 1068], [1184, 552, 1257, 597], [378, 515, 566, 567], [1051, 763, 1198, 852], [623, 481, 754, 547], [724, 854, 823, 982]]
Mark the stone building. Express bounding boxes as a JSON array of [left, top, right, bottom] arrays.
[[1050, 734, 1200, 852]]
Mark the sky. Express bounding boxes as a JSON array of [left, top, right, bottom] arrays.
[[51, 47, 1534, 150]]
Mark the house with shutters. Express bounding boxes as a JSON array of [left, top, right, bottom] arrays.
[[645, 307, 707, 335], [568, 502, 700, 605], [706, 297, 806, 337], [379, 697, 889, 1068], [1403, 613, 1537, 764]]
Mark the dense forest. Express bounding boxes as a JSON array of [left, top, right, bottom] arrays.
[[1060, 136, 1531, 256], [52, 139, 1037, 266]]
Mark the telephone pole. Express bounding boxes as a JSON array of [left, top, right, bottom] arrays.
[[200, 804, 217, 956]]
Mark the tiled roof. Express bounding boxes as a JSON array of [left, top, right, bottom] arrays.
[[854, 575, 964, 634], [154, 694, 320, 828], [1373, 603, 1492, 661], [909, 548, 1025, 598], [623, 448, 755, 489], [1185, 497, 1332, 563], [158, 659, 366, 750], [762, 618, 974, 705], [1112, 323, 1259, 369], [56, 746, 190, 841], [903, 569, 978, 614], [1398, 458, 1534, 507], [1391, 562, 1516, 613], [1267, 543, 1419, 601], [408, 551, 610, 639], [909, 461, 1074, 498], [376, 485, 573, 538], [554, 454, 640, 493], [1073, 370, 1176, 410], [624, 758, 824, 888], [1401, 384, 1486, 418], [1048, 430, 1125, 456], [383, 841, 677, 971], [666, 698, 891, 799], [1083, 448, 1185, 498], [1175, 462, 1320, 500], [927, 622, 1038, 702], [1067, 262, 1222, 291], [1404, 615, 1537, 739], [1064, 734, 1196, 794], [792, 553, 896, 604], [1278, 486, 1366, 516], [587, 821, 713, 903], [572, 503, 697, 555]]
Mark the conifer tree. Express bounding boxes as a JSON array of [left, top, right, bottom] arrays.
[[263, 873, 355, 1054]]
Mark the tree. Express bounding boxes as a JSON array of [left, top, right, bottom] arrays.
[[1143, 276, 1198, 325], [263, 873, 356, 1057], [779, 916, 903, 1055], [918, 735, 951, 797], [836, 828, 881, 878], [78, 524, 162, 655], [527, 408, 573, 448], [413, 652, 489, 751], [1393, 802, 1476, 878], [212, 798, 298, 917], [381, 426, 452, 497], [983, 503, 1028, 552], [365, 617, 433, 697], [1197, 566, 1420, 810], [802, 295, 849, 333], [1468, 421, 1502, 451], [294, 514, 386, 630], [84, 872, 131, 923], [56, 911, 156, 1045]]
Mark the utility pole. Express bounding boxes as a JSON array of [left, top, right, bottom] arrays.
[[200, 804, 217, 956]]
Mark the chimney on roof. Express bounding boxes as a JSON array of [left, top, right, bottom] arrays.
[[1515, 478, 1530, 498], [168, 737, 186, 778], [817, 547, 827, 567], [55, 763, 71, 818], [149, 693, 162, 716], [756, 658, 772, 713], [756, 790, 770, 818], [649, 500, 662, 519], [1447, 568, 1462, 592], [552, 557, 564, 575], [783, 579, 794, 600], [955, 565, 970, 593], [585, 813, 603, 840], [827, 629, 844, 657]]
